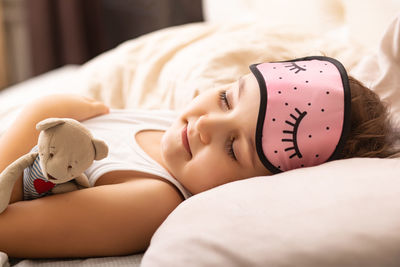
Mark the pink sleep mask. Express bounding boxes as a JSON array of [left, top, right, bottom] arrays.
[[250, 56, 351, 173]]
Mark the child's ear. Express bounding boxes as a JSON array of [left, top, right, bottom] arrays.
[[36, 118, 67, 131], [92, 139, 108, 160]]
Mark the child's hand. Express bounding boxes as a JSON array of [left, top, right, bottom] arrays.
[[79, 96, 110, 120]]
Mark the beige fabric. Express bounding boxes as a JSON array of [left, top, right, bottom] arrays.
[[203, 0, 400, 50], [142, 157, 400, 267], [351, 15, 400, 123], [77, 23, 368, 111]]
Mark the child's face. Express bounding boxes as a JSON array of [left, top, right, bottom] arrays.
[[162, 73, 270, 194]]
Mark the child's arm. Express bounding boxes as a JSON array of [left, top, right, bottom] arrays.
[[0, 94, 109, 156], [0, 94, 109, 202], [0, 94, 183, 258], [0, 177, 183, 258]]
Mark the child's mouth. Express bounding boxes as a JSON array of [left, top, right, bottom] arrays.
[[182, 124, 192, 157]]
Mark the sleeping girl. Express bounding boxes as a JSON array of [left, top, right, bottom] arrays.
[[0, 56, 398, 258]]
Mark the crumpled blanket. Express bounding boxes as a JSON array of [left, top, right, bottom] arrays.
[[351, 15, 400, 124], [76, 22, 368, 111]]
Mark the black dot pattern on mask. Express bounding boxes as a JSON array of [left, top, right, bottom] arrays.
[[271, 60, 335, 172]]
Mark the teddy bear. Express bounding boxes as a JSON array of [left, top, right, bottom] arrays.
[[0, 118, 108, 214]]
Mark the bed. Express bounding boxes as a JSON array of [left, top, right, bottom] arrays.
[[1, 0, 400, 266]]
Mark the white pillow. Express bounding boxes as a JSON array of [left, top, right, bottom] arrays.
[[141, 158, 400, 267]]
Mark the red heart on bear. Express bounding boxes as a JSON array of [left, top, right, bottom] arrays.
[[34, 179, 55, 194]]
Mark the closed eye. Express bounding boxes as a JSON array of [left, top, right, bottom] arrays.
[[219, 90, 230, 110], [282, 108, 307, 159], [218, 91, 238, 161], [225, 136, 237, 161]]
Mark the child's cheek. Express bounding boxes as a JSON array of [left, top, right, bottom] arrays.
[[189, 155, 231, 190]]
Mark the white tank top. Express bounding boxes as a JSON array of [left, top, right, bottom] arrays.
[[82, 109, 191, 199]]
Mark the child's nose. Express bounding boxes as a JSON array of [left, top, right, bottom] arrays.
[[195, 114, 232, 145]]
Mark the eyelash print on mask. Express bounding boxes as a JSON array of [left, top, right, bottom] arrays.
[[282, 108, 307, 159], [284, 62, 307, 74]]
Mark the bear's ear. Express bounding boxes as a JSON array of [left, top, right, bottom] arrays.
[[36, 118, 67, 131], [92, 138, 108, 160]]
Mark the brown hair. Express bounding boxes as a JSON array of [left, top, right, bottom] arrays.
[[341, 76, 400, 159]]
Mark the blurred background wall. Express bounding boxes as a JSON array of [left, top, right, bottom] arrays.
[[0, 0, 203, 89]]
